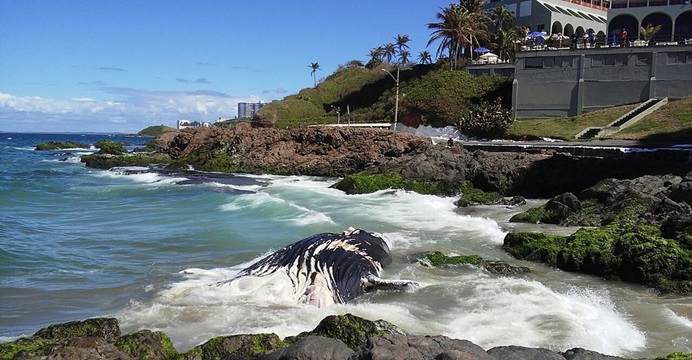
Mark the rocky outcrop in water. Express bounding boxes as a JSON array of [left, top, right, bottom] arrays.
[[4, 314, 684, 360], [506, 173, 692, 294], [82, 125, 692, 200]]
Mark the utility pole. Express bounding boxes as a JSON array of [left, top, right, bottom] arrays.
[[382, 67, 399, 131]]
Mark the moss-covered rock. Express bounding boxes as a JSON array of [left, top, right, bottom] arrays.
[[503, 212, 692, 294], [420, 251, 484, 267], [80, 153, 172, 169], [33, 318, 121, 340], [0, 318, 122, 360], [293, 314, 402, 351], [419, 251, 531, 275], [35, 141, 89, 150], [332, 172, 458, 196], [94, 140, 128, 155], [0, 337, 52, 360], [182, 333, 287, 360], [455, 180, 505, 207], [112, 330, 178, 360]]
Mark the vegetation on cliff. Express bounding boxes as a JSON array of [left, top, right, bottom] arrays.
[[254, 62, 511, 132], [138, 125, 177, 136]]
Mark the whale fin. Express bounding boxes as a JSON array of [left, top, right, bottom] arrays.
[[363, 274, 419, 291]]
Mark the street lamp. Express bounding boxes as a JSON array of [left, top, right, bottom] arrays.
[[381, 67, 400, 131], [331, 105, 341, 124]]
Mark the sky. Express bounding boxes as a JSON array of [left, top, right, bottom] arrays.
[[0, 0, 454, 133]]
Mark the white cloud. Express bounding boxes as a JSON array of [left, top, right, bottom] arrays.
[[0, 91, 263, 133]]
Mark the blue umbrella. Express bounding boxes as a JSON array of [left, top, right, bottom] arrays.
[[473, 47, 490, 54], [527, 31, 544, 39]]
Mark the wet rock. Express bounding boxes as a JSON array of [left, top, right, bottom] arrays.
[[487, 345, 565, 360], [292, 313, 402, 351], [33, 318, 121, 341], [185, 333, 287, 359], [263, 335, 355, 360], [562, 347, 625, 360], [417, 251, 530, 276], [361, 334, 495, 360]]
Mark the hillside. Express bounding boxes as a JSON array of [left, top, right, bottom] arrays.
[[510, 98, 692, 143], [138, 125, 177, 136], [254, 62, 510, 129]]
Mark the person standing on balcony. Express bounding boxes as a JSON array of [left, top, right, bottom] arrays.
[[621, 28, 628, 46]]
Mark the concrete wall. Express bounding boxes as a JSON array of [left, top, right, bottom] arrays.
[[469, 45, 692, 118]]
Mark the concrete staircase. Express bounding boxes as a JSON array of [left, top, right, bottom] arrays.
[[575, 97, 668, 140]]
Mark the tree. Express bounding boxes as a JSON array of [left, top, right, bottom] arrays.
[[640, 23, 662, 43], [383, 43, 396, 64], [490, 5, 515, 31], [366, 47, 385, 69], [309, 62, 321, 87], [418, 50, 433, 64], [456, 98, 513, 139], [399, 50, 411, 65], [491, 28, 519, 62], [427, 4, 477, 69], [394, 34, 411, 54]]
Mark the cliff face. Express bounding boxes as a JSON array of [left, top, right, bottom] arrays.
[[153, 123, 432, 177], [152, 125, 692, 199]]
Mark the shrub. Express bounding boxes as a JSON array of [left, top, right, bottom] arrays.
[[456, 98, 513, 139]]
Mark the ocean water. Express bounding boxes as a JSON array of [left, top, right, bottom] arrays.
[[1, 132, 690, 358]]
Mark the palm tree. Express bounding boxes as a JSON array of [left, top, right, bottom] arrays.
[[490, 5, 515, 31], [394, 34, 411, 54], [383, 43, 396, 64], [309, 62, 321, 87], [418, 50, 433, 64], [366, 47, 384, 69], [491, 28, 519, 62], [427, 4, 476, 69], [399, 50, 411, 65]]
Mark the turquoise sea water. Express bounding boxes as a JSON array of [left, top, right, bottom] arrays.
[[1, 132, 690, 357]]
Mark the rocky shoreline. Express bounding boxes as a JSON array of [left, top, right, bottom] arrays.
[[2, 314, 688, 360], [48, 124, 691, 358]]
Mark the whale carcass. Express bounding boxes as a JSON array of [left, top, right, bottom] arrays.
[[217, 228, 416, 307]]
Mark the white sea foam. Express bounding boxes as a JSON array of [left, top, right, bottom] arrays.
[[664, 306, 692, 328], [434, 275, 646, 356], [94, 170, 187, 186], [218, 190, 335, 226]]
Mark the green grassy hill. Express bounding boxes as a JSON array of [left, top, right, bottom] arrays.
[[138, 125, 177, 136], [255, 62, 511, 129]]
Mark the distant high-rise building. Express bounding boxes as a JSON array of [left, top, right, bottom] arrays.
[[237, 102, 266, 119]]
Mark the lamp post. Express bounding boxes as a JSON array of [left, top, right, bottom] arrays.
[[331, 105, 341, 124], [381, 67, 400, 131]]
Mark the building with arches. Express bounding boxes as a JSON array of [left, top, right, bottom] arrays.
[[487, 0, 608, 37], [607, 0, 692, 43]]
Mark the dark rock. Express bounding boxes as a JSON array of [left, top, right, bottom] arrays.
[[487, 345, 565, 360], [483, 261, 531, 275], [111, 330, 178, 360], [185, 333, 287, 359], [41, 337, 131, 360], [33, 318, 121, 341], [562, 347, 625, 360], [295, 313, 402, 351], [417, 251, 530, 276], [263, 335, 355, 360], [362, 334, 495, 360]]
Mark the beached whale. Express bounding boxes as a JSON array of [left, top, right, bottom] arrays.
[[217, 228, 416, 307]]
